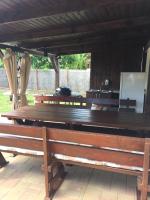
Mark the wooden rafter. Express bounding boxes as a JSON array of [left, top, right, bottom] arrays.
[[1, 15, 150, 44], [20, 35, 105, 49], [19, 27, 150, 50], [0, 0, 144, 24], [39, 34, 147, 54]]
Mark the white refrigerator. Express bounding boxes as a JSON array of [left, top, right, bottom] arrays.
[[119, 72, 146, 113]]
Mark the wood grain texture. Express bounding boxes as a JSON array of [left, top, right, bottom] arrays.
[[47, 128, 145, 151], [90, 41, 144, 90], [2, 105, 150, 133]]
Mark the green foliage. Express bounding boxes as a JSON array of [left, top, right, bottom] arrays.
[[0, 90, 11, 113], [60, 54, 90, 69], [0, 52, 90, 70], [31, 55, 52, 69], [30, 53, 90, 70], [0, 59, 3, 68]]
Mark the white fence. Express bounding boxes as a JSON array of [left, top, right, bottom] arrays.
[[0, 69, 90, 94]]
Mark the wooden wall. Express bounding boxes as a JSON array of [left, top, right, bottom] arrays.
[[90, 41, 146, 90]]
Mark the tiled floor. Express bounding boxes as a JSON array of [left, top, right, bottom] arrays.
[[0, 153, 147, 200]]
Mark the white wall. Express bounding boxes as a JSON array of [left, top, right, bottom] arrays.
[[0, 68, 90, 94]]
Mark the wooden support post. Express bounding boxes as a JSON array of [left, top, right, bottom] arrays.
[[0, 152, 9, 168], [144, 46, 150, 113], [50, 55, 60, 90]]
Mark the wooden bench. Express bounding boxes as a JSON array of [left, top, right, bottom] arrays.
[[35, 95, 88, 108], [34, 95, 119, 108], [43, 127, 150, 200], [0, 124, 65, 200], [0, 123, 148, 200], [35, 95, 136, 111]]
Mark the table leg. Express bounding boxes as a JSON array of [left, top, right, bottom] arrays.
[[0, 152, 9, 168]]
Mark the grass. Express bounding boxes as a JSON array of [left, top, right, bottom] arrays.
[[0, 89, 34, 113], [27, 91, 35, 105], [0, 90, 11, 113]]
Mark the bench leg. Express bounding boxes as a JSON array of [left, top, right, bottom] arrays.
[[136, 187, 140, 200], [136, 141, 150, 200], [137, 177, 142, 200], [44, 160, 66, 200], [45, 160, 66, 200], [43, 128, 66, 200], [0, 152, 9, 168], [51, 162, 66, 193]]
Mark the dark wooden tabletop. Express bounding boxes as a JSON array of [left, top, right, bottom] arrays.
[[1, 105, 150, 132]]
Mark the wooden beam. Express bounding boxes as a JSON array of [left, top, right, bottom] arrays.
[[46, 37, 147, 55], [0, 43, 54, 57], [0, 0, 144, 24], [20, 35, 105, 49], [20, 27, 150, 49], [1, 15, 150, 44], [43, 32, 148, 51], [47, 45, 96, 55]]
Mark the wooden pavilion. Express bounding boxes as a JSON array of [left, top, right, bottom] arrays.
[[1, 1, 150, 200]]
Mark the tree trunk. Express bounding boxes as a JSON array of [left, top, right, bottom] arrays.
[[35, 68, 39, 91]]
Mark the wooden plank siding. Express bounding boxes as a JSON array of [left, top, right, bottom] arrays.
[[90, 41, 146, 90]]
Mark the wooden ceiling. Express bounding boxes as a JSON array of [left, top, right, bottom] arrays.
[[0, 0, 150, 55]]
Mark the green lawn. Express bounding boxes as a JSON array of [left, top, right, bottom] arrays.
[[0, 90, 34, 113], [0, 90, 11, 113]]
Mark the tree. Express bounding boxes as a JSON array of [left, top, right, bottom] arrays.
[[59, 53, 90, 69], [31, 55, 52, 69], [0, 53, 91, 70]]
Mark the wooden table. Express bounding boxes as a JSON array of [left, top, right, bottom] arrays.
[[2, 105, 150, 136]]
